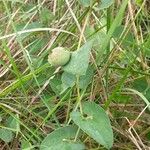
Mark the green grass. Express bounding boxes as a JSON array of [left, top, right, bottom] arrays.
[[0, 0, 150, 149]]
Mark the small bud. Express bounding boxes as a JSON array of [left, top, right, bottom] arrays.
[[48, 47, 71, 67]]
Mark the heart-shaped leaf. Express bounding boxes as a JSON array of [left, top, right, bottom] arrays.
[[63, 41, 93, 76], [0, 128, 14, 143], [61, 66, 94, 92], [40, 126, 85, 150], [7, 115, 20, 133], [95, 0, 114, 10], [61, 72, 76, 89], [71, 102, 113, 149]]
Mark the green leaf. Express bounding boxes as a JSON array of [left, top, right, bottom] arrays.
[[16, 22, 43, 41], [78, 0, 91, 7], [27, 38, 48, 54], [132, 77, 148, 93], [95, 0, 114, 10], [6, 0, 23, 3], [63, 41, 93, 75], [61, 72, 76, 92], [113, 25, 134, 47], [97, 0, 128, 62], [78, 66, 94, 89], [50, 76, 62, 95], [7, 115, 20, 133], [85, 26, 108, 52], [40, 7, 55, 25], [61, 66, 94, 92], [40, 126, 85, 150], [144, 35, 150, 56], [146, 132, 150, 141], [0, 128, 14, 143], [79, 0, 114, 9], [113, 93, 131, 103], [71, 102, 113, 149], [145, 88, 150, 101], [135, 0, 143, 6], [21, 139, 32, 150]]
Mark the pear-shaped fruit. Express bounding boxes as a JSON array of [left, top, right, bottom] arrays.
[[48, 47, 71, 67]]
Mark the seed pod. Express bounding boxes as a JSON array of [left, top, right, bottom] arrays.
[[48, 47, 71, 67]]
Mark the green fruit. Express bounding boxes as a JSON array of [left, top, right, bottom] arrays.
[[48, 47, 71, 67]]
